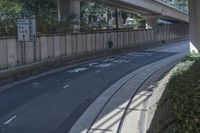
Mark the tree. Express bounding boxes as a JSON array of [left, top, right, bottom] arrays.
[[17, 0, 58, 33], [0, 0, 22, 36], [114, 8, 119, 29], [80, 0, 108, 31], [0, 0, 58, 36]]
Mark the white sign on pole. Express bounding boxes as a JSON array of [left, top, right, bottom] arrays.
[[17, 18, 37, 42], [17, 19, 30, 41]]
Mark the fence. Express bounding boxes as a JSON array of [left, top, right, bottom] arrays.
[[0, 24, 188, 70]]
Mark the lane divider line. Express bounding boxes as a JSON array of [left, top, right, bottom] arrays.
[[4, 115, 16, 125], [63, 85, 70, 89]]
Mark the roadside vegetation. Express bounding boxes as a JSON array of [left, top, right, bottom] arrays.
[[169, 54, 200, 133], [148, 54, 200, 133], [0, 0, 145, 36], [0, 0, 57, 36]]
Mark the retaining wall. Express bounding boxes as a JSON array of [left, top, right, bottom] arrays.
[[0, 24, 189, 70]]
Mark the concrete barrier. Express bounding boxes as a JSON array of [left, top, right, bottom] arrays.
[[7, 39, 17, 67], [82, 34, 87, 53], [0, 39, 8, 69], [66, 35, 72, 56], [0, 24, 189, 71], [95, 33, 101, 51], [91, 33, 96, 52], [60, 35, 66, 57], [72, 35, 77, 55], [25, 41, 34, 64], [103, 32, 108, 49], [40, 37, 48, 60], [77, 34, 83, 54], [54, 36, 61, 58], [86, 34, 92, 52], [47, 36, 54, 58]]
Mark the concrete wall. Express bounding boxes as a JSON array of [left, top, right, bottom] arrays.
[[0, 24, 189, 70]]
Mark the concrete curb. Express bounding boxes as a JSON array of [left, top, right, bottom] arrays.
[[145, 64, 177, 132]]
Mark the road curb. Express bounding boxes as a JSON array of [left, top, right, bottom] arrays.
[[145, 64, 178, 132]]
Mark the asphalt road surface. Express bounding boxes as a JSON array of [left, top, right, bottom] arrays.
[[0, 50, 176, 133]]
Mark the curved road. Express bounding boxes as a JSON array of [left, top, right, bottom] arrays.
[[0, 49, 177, 133]]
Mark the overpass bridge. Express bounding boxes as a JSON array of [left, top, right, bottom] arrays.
[[58, 0, 189, 30], [103, 0, 188, 23]]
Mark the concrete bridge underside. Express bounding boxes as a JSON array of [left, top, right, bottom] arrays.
[[103, 0, 200, 52], [58, 0, 188, 29], [103, 0, 188, 23], [58, 0, 200, 52]]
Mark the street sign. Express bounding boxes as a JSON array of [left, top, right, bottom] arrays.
[[17, 19, 30, 41], [17, 18, 36, 42]]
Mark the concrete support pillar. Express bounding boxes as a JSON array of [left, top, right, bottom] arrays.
[[118, 11, 123, 28], [58, 0, 80, 31], [189, 0, 200, 52], [144, 16, 158, 29]]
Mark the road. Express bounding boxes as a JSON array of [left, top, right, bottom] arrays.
[[0, 49, 177, 133]]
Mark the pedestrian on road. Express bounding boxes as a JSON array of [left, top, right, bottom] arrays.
[[108, 39, 113, 49]]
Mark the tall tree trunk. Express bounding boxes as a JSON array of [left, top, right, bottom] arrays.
[[107, 7, 110, 29], [115, 8, 119, 29]]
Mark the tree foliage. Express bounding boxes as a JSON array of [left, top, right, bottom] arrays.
[[80, 0, 146, 31], [19, 0, 58, 33], [0, 0, 149, 36], [0, 0, 58, 36], [80, 0, 108, 31], [0, 0, 23, 36]]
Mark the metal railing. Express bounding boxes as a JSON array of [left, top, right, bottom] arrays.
[[159, 0, 188, 13]]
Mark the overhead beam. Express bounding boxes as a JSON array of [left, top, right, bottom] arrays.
[[102, 0, 188, 23]]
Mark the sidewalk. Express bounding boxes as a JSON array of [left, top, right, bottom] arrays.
[[69, 41, 190, 133]]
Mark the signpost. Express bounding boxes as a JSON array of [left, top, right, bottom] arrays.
[[17, 19, 30, 41], [17, 17, 37, 63], [17, 17, 36, 42]]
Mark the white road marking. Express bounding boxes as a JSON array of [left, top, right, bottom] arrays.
[[63, 85, 70, 89], [4, 115, 16, 125], [68, 67, 88, 73], [89, 62, 99, 67], [94, 63, 113, 68], [95, 70, 102, 74], [112, 59, 128, 64], [128, 52, 152, 57]]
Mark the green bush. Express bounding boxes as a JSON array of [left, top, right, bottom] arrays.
[[168, 54, 200, 133]]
